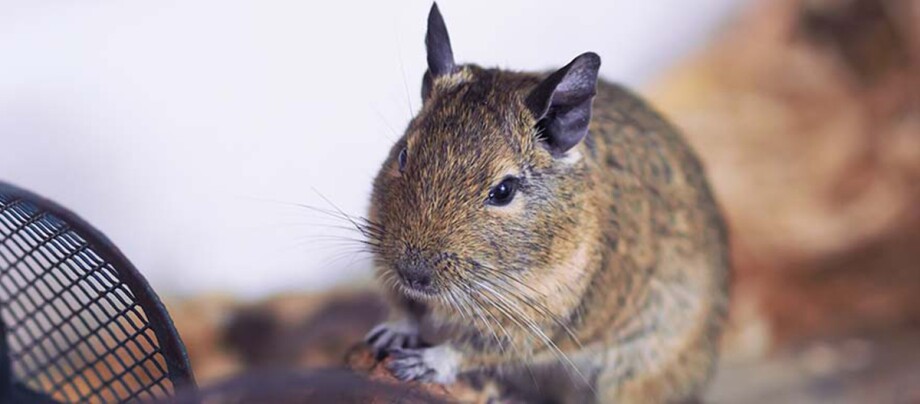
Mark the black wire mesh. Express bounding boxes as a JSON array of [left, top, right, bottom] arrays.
[[0, 182, 194, 403]]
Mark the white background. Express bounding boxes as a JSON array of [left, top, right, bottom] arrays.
[[0, 0, 744, 298]]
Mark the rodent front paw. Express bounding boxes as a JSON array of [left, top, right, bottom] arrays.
[[365, 320, 422, 359], [386, 345, 459, 384]]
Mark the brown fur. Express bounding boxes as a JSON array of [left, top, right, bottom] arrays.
[[368, 63, 730, 402]]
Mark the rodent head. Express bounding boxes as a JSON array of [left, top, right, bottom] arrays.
[[369, 4, 601, 311]]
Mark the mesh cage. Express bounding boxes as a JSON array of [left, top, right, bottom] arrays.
[[0, 182, 194, 403]]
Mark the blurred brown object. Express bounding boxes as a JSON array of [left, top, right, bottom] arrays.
[[221, 291, 387, 369], [707, 329, 920, 403], [648, 0, 920, 347], [164, 295, 242, 383], [165, 289, 388, 383]]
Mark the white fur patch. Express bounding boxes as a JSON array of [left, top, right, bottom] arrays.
[[560, 148, 583, 165], [387, 344, 461, 384], [422, 344, 461, 384]]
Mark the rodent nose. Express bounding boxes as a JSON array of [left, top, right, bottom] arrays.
[[396, 262, 433, 291]]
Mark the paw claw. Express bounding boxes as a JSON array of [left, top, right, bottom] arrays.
[[387, 348, 428, 381], [365, 320, 422, 358], [384, 345, 459, 384], [364, 325, 387, 345]]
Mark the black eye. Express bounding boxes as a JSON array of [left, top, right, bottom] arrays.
[[487, 177, 519, 206], [398, 147, 408, 172]]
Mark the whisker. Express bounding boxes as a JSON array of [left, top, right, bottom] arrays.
[[454, 280, 540, 386], [471, 277, 597, 396], [475, 264, 584, 348], [370, 104, 399, 142], [393, 23, 415, 118]]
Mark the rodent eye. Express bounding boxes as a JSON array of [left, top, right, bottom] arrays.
[[487, 177, 519, 207], [398, 147, 408, 173]]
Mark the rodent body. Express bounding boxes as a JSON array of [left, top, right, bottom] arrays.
[[365, 4, 729, 403]]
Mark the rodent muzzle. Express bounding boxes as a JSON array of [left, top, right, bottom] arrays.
[[394, 260, 436, 294]]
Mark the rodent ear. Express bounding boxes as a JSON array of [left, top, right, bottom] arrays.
[[526, 52, 601, 157], [422, 2, 456, 100]]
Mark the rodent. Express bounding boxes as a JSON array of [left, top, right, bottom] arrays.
[[363, 4, 730, 402]]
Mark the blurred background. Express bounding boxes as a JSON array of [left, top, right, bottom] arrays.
[[1, 0, 918, 402]]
